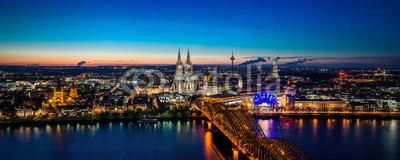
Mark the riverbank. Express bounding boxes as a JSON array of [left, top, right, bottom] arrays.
[[0, 116, 207, 127], [254, 112, 400, 120], [2, 112, 400, 127]]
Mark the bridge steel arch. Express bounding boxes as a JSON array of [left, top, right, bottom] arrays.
[[201, 103, 310, 160]]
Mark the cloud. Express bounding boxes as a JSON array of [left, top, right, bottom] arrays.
[[340, 57, 400, 61], [195, 58, 212, 60], [283, 58, 316, 65], [93, 60, 138, 63], [239, 57, 267, 65], [77, 61, 87, 66], [241, 56, 305, 60]]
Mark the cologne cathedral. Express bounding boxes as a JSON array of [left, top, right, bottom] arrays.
[[170, 48, 199, 95]]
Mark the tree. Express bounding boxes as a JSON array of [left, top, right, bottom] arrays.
[[0, 101, 16, 118]]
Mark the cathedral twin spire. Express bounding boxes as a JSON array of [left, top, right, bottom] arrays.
[[175, 47, 193, 78], [186, 48, 191, 64], [176, 47, 191, 64], [177, 47, 182, 64], [173, 47, 196, 95]]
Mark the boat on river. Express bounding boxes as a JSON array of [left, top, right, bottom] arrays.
[[137, 118, 158, 125], [278, 115, 294, 122]]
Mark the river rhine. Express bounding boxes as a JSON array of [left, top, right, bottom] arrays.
[[0, 119, 399, 160]]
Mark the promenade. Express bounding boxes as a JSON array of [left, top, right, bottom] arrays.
[[253, 111, 400, 119]]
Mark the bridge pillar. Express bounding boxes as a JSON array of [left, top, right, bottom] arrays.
[[233, 148, 239, 160], [207, 121, 212, 130]]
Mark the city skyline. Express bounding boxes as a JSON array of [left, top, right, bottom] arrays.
[[1, 0, 400, 67], [1, 1, 400, 160]]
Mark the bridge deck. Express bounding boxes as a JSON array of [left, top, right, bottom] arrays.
[[201, 103, 310, 160]]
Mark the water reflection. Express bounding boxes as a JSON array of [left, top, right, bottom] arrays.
[[327, 119, 332, 137], [355, 119, 361, 141], [0, 121, 218, 160], [371, 119, 377, 138], [107, 122, 112, 132], [204, 131, 213, 159], [54, 125, 65, 151], [33, 127, 40, 139], [389, 120, 398, 137], [299, 119, 303, 129], [177, 121, 181, 135], [46, 125, 51, 134], [341, 119, 350, 138], [258, 119, 276, 137], [191, 120, 197, 142], [312, 119, 318, 133], [258, 119, 400, 160], [2, 119, 398, 160]]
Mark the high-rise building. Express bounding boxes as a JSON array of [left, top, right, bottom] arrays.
[[272, 58, 279, 79]]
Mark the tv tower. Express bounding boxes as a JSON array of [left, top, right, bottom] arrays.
[[230, 51, 235, 75]]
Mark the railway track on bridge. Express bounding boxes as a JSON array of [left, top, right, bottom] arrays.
[[200, 103, 310, 160]]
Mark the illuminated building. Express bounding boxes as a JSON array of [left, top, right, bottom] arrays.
[[42, 80, 90, 116], [252, 92, 278, 110], [146, 87, 164, 95], [16, 100, 42, 117], [272, 58, 279, 80], [52, 80, 65, 103], [81, 73, 87, 79], [170, 48, 199, 95], [69, 82, 78, 98], [294, 100, 347, 111]]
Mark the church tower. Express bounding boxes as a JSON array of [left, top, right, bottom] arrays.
[[171, 47, 198, 95], [185, 48, 193, 76], [173, 48, 184, 94], [52, 80, 65, 103], [176, 48, 183, 75], [184, 48, 194, 92], [69, 81, 78, 98]]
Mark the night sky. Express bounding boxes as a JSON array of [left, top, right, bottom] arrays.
[[0, 0, 399, 67]]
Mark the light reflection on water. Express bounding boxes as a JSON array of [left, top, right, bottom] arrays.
[[1, 119, 398, 160], [258, 119, 400, 160], [204, 131, 214, 160], [0, 121, 218, 160]]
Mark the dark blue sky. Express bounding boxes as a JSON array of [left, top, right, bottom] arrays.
[[0, 0, 399, 66]]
